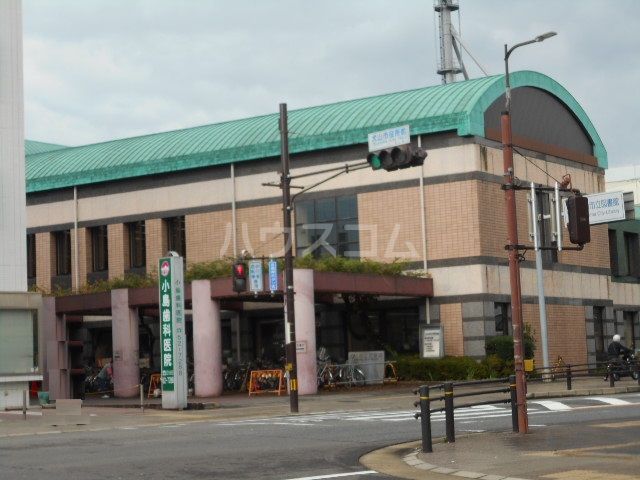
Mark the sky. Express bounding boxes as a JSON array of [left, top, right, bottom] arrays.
[[22, 0, 640, 168]]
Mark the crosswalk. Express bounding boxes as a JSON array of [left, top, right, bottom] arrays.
[[216, 394, 640, 427]]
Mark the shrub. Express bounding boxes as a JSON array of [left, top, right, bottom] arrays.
[[185, 259, 234, 282], [395, 355, 490, 381], [485, 332, 535, 361]]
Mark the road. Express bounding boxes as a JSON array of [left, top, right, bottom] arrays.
[[2, 393, 640, 480]]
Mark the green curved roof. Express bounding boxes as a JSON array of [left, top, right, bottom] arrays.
[[25, 70, 606, 193], [25, 140, 68, 156]]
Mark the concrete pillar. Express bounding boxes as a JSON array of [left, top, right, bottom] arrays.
[[0, 0, 27, 292], [191, 280, 223, 397], [111, 289, 139, 397], [293, 268, 317, 395]]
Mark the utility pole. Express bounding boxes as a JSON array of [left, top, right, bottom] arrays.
[[279, 103, 299, 414]]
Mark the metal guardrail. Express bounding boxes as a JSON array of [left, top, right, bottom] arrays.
[[527, 360, 640, 390], [413, 376, 517, 453]]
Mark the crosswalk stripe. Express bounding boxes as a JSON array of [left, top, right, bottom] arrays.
[[585, 396, 631, 406], [529, 400, 572, 411]]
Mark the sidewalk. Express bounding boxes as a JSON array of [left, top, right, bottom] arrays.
[[3, 376, 640, 479]]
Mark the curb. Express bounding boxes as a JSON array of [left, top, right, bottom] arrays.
[[526, 384, 640, 399]]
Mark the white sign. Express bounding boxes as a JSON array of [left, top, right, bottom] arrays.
[[248, 259, 263, 293], [421, 326, 443, 359], [347, 350, 385, 385], [586, 191, 625, 225], [295, 341, 307, 353], [367, 124, 410, 152], [158, 256, 188, 410]]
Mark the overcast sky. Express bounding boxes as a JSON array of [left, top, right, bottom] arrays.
[[22, 1, 640, 168]]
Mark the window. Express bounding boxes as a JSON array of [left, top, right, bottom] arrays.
[[27, 234, 36, 280], [536, 192, 558, 266], [609, 230, 619, 276], [624, 232, 640, 277], [128, 221, 146, 269], [295, 195, 359, 258], [91, 226, 109, 272], [166, 216, 186, 258], [54, 230, 71, 276], [494, 302, 511, 336], [0, 310, 38, 375], [593, 306, 605, 357]]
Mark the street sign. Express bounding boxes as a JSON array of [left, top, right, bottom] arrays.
[[268, 258, 279, 292], [586, 191, 625, 225], [248, 259, 263, 293], [158, 256, 188, 410], [367, 124, 410, 152]]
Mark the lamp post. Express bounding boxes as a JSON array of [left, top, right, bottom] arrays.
[[501, 31, 556, 434]]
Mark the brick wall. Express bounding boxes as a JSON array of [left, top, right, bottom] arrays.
[[186, 209, 233, 264], [71, 228, 91, 290], [522, 303, 588, 367], [441, 303, 464, 356], [146, 218, 167, 276], [107, 223, 127, 279], [236, 204, 283, 258], [35, 232, 55, 292]]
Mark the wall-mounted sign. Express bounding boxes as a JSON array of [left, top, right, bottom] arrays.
[[586, 191, 625, 225], [248, 259, 263, 293], [268, 258, 279, 293], [421, 326, 444, 359], [158, 256, 188, 409], [367, 124, 410, 152], [295, 341, 307, 353]]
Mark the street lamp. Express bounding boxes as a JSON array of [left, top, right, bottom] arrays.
[[500, 31, 557, 435]]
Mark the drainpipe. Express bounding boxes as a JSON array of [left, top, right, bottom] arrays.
[[73, 186, 79, 292], [231, 163, 237, 258], [418, 136, 431, 324]]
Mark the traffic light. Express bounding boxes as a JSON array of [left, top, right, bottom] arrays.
[[232, 261, 247, 292], [566, 196, 591, 245], [367, 145, 427, 172]]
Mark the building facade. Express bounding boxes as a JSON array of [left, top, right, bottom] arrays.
[[24, 70, 636, 397]]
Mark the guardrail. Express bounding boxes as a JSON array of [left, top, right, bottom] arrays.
[[527, 360, 640, 390], [413, 376, 516, 453]]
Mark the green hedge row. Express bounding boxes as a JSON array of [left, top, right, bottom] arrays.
[[395, 354, 516, 381]]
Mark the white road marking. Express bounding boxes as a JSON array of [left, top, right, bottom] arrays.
[[283, 471, 377, 480], [586, 396, 631, 406], [529, 400, 572, 411]]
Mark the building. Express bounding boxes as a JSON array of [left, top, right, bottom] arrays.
[[25, 70, 629, 398]]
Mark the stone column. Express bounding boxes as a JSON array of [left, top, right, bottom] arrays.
[[191, 279, 223, 397], [293, 268, 317, 395], [111, 289, 139, 397]]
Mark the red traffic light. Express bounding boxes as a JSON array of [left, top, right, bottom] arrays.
[[234, 263, 245, 277]]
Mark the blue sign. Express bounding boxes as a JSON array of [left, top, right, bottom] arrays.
[[268, 259, 279, 292]]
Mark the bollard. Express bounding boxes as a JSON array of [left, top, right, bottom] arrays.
[[565, 365, 572, 391], [509, 375, 518, 433], [140, 384, 144, 413], [22, 390, 27, 420], [444, 382, 455, 443], [609, 364, 615, 388], [418, 385, 432, 453]]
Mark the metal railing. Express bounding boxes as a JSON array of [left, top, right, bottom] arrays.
[[527, 359, 640, 390]]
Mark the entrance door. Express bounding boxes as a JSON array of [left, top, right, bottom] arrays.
[[623, 311, 637, 350]]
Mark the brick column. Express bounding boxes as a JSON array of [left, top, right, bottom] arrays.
[[35, 232, 55, 292], [146, 219, 167, 276], [111, 289, 139, 397], [108, 223, 127, 279], [192, 279, 223, 397], [293, 268, 317, 395]]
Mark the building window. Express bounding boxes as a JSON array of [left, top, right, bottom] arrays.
[[494, 302, 511, 336], [54, 230, 71, 276], [536, 192, 558, 266], [128, 221, 146, 269], [27, 234, 36, 280], [166, 216, 186, 258], [91, 226, 109, 272], [593, 306, 605, 357], [295, 195, 359, 258], [624, 232, 640, 277], [609, 229, 619, 276]]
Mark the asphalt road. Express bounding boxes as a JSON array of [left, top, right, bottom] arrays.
[[2, 393, 640, 480]]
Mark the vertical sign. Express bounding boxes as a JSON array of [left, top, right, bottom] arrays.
[[268, 258, 279, 293], [248, 259, 263, 293], [158, 256, 188, 409]]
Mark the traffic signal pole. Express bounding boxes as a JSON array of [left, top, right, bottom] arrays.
[[279, 103, 299, 414]]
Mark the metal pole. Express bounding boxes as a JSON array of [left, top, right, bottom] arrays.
[[419, 385, 432, 453], [418, 136, 431, 325], [502, 57, 528, 432], [509, 375, 518, 432], [531, 183, 550, 375], [140, 383, 144, 412], [565, 365, 572, 391], [73, 186, 79, 292], [444, 382, 455, 443], [22, 390, 27, 420], [280, 103, 299, 414]]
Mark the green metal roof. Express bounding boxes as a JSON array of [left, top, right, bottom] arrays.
[[25, 140, 68, 156], [25, 71, 606, 193]]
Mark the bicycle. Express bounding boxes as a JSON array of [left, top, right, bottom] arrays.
[[549, 355, 566, 382], [336, 362, 366, 388]]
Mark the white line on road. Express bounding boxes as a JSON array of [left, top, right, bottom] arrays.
[[283, 471, 377, 480], [586, 396, 631, 406], [529, 400, 572, 411]]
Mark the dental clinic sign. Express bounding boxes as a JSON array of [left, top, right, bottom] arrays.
[[586, 191, 625, 225], [158, 256, 188, 409]]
